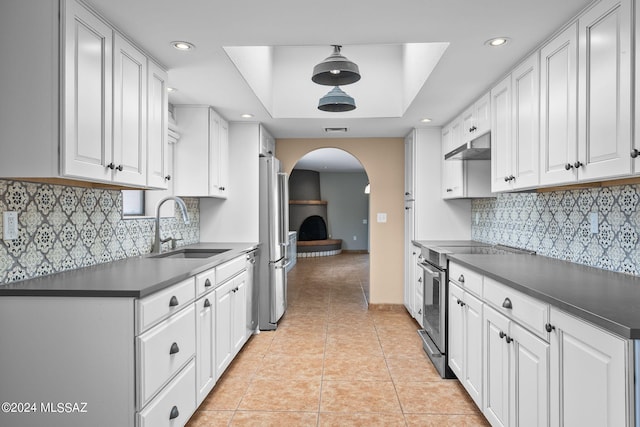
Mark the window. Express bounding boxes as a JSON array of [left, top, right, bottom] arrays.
[[122, 190, 145, 216]]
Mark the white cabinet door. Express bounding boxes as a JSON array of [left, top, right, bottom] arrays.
[[404, 130, 415, 200], [414, 259, 424, 327], [231, 271, 248, 354], [491, 75, 513, 192], [214, 278, 233, 378], [195, 295, 215, 405], [173, 106, 210, 196], [511, 53, 539, 189], [403, 239, 416, 317], [147, 60, 169, 189], [577, 0, 632, 181], [112, 34, 147, 186], [539, 23, 579, 186], [549, 308, 630, 427], [474, 92, 491, 137], [510, 322, 549, 427], [483, 306, 510, 427], [448, 283, 465, 378], [62, 0, 113, 182], [461, 105, 475, 142], [464, 292, 483, 408], [208, 110, 229, 198]]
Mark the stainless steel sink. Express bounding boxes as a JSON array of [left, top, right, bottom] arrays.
[[150, 248, 230, 259]]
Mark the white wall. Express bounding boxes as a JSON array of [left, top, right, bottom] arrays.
[[200, 122, 260, 242]]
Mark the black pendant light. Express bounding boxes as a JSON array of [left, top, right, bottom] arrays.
[[318, 86, 356, 112], [312, 45, 361, 86]]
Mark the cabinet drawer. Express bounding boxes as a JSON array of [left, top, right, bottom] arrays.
[[196, 267, 216, 297], [137, 278, 195, 333], [137, 305, 196, 407], [216, 255, 245, 284], [449, 262, 483, 297], [137, 359, 196, 427], [484, 277, 549, 338]]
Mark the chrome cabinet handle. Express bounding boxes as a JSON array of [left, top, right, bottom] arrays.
[[169, 406, 179, 420], [169, 342, 180, 355], [169, 296, 179, 307], [502, 297, 513, 309]]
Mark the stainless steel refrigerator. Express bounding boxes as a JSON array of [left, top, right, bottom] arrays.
[[258, 155, 289, 330]]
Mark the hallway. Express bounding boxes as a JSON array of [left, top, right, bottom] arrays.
[[187, 253, 488, 426]]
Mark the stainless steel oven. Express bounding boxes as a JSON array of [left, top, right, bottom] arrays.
[[417, 256, 453, 378]]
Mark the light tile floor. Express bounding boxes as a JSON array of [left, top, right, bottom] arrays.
[[187, 253, 489, 426]]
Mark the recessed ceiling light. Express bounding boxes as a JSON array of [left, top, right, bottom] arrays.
[[171, 41, 195, 51], [485, 37, 510, 47], [420, 118, 432, 123], [167, 87, 177, 93], [240, 113, 254, 119]]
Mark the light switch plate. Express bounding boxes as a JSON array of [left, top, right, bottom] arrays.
[[377, 213, 387, 223], [3, 211, 18, 240], [589, 212, 598, 234]]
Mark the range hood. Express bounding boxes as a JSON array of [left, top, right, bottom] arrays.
[[444, 132, 491, 160]]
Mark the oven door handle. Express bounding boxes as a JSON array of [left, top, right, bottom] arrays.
[[419, 262, 441, 278]]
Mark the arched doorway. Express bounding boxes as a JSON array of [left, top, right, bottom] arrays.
[[289, 148, 371, 300]]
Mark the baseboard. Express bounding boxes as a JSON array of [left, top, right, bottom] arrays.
[[367, 303, 405, 312]]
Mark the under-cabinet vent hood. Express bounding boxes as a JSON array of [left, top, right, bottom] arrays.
[[444, 132, 491, 160]]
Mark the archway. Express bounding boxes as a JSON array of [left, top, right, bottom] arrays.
[[276, 138, 404, 307]]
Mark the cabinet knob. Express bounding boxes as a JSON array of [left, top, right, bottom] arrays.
[[446, 188, 452, 192], [469, 126, 477, 132], [458, 274, 465, 283], [169, 296, 179, 307], [115, 164, 123, 172], [573, 161, 583, 169], [499, 331, 506, 339], [169, 406, 179, 420], [545, 323, 555, 333], [164, 175, 171, 181], [631, 149, 639, 158], [205, 278, 212, 287], [418, 309, 422, 315], [169, 342, 180, 355], [564, 163, 574, 170], [107, 163, 115, 170], [220, 186, 225, 191], [418, 277, 422, 283], [509, 175, 515, 181], [405, 192, 410, 196], [502, 297, 513, 309], [504, 176, 510, 182], [505, 336, 513, 344], [405, 206, 411, 210], [204, 298, 211, 308], [459, 301, 466, 308]]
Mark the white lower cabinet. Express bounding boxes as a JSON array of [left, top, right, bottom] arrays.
[[483, 306, 549, 427], [215, 268, 248, 378], [448, 283, 483, 408], [448, 261, 633, 427], [195, 293, 215, 406], [549, 308, 631, 427]]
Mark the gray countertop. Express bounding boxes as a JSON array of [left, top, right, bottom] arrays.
[[448, 253, 640, 339], [0, 242, 259, 298]]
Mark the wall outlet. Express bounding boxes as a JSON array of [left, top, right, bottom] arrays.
[[362, 219, 367, 224], [377, 213, 387, 223], [353, 235, 357, 241], [3, 211, 18, 240], [589, 212, 598, 234]]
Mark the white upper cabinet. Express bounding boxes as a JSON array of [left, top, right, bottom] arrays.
[[540, 23, 579, 186], [62, 0, 114, 183], [461, 92, 491, 142], [146, 61, 170, 190], [510, 53, 540, 189], [490, 75, 512, 192], [404, 130, 416, 200], [173, 106, 229, 198], [112, 34, 147, 186], [577, 0, 632, 181]]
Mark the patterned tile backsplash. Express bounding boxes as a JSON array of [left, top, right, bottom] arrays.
[[471, 184, 640, 275], [0, 180, 199, 284]]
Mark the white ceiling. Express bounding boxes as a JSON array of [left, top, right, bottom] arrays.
[[86, 0, 592, 141]]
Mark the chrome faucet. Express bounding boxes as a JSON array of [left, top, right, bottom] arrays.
[[153, 196, 190, 253]]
